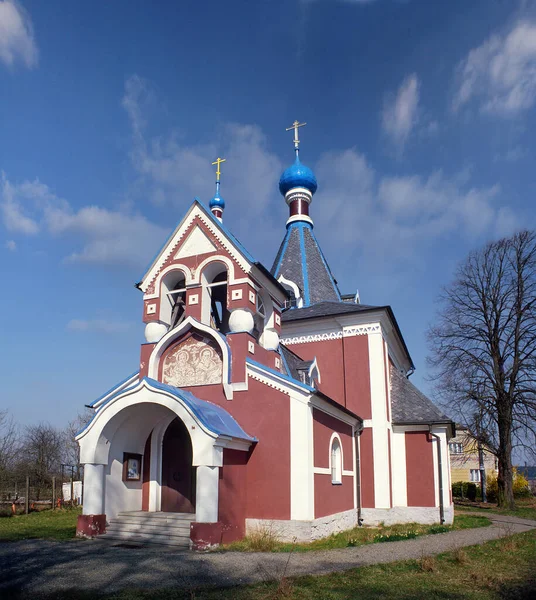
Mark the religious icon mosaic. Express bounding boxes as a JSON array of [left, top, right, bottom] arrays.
[[162, 333, 223, 387]]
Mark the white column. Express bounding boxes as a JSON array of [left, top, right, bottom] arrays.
[[82, 464, 105, 515], [195, 465, 219, 522], [290, 396, 314, 520], [368, 330, 391, 509]]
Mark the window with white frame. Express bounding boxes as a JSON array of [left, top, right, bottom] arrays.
[[330, 438, 342, 484], [470, 469, 481, 482], [449, 442, 463, 454]]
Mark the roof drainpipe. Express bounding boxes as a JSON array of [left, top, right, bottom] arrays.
[[429, 426, 445, 525], [354, 422, 364, 526]]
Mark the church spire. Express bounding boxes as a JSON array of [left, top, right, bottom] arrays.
[[279, 120, 317, 227], [272, 122, 340, 307], [209, 157, 226, 221]]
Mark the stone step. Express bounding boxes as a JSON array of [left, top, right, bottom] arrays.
[[107, 521, 191, 535], [103, 531, 190, 547], [117, 511, 195, 521]]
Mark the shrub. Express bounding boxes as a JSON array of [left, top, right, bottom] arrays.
[[452, 481, 478, 500], [486, 468, 530, 503], [0, 506, 13, 518]]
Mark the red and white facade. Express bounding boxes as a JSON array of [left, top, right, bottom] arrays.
[[76, 167, 454, 547]]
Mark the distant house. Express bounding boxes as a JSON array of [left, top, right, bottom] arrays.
[[449, 426, 497, 484], [517, 467, 536, 493]]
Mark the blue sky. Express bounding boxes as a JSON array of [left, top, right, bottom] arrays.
[[2, 0, 536, 428]]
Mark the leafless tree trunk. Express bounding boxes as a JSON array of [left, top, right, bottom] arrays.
[[428, 230, 536, 509], [0, 410, 19, 473]]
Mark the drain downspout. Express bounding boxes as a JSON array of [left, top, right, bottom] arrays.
[[354, 422, 364, 526], [429, 426, 445, 524]]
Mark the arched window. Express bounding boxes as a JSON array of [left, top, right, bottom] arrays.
[[330, 437, 342, 485], [201, 262, 230, 333], [161, 270, 187, 328]]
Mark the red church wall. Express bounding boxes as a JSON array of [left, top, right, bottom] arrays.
[[288, 335, 371, 419], [314, 474, 354, 518], [139, 343, 155, 379], [312, 408, 355, 518], [312, 409, 353, 471], [342, 335, 372, 420], [405, 432, 435, 507], [218, 449, 248, 542], [292, 339, 345, 405], [186, 377, 291, 530], [360, 428, 375, 508]]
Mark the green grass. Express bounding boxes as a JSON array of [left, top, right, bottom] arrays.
[[7, 529, 535, 599], [0, 507, 82, 542], [222, 514, 490, 553], [455, 496, 536, 521]]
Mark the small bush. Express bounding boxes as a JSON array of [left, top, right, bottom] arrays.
[[452, 481, 478, 500], [486, 469, 530, 503], [0, 507, 13, 518]]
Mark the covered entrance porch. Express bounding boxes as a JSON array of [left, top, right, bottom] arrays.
[[76, 377, 256, 540]]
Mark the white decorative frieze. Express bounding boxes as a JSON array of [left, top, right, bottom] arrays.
[[281, 323, 382, 345]]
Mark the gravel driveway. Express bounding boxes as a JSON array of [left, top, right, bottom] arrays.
[[1, 513, 534, 598]]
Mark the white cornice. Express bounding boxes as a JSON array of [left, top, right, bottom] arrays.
[[281, 310, 412, 372]]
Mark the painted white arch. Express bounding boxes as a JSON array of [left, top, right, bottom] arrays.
[[146, 263, 193, 300], [77, 380, 231, 468], [195, 255, 236, 284], [147, 316, 233, 399]]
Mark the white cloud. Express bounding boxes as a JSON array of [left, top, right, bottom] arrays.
[[313, 148, 517, 263], [382, 74, 420, 149], [122, 75, 284, 260], [0, 0, 38, 69], [5, 239, 16, 251], [67, 319, 131, 334], [453, 20, 536, 115], [0, 172, 168, 268]]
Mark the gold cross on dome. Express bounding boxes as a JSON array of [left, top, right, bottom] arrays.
[[211, 157, 226, 182], [285, 120, 307, 148]]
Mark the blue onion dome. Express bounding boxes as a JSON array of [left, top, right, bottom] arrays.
[[279, 155, 318, 196], [209, 189, 225, 210]]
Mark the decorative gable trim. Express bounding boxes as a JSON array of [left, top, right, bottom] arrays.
[[139, 202, 253, 294], [175, 225, 218, 258]]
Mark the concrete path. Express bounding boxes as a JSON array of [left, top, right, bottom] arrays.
[[1, 513, 535, 598]]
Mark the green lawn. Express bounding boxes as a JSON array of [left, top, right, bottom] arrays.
[[9, 529, 535, 599], [222, 514, 490, 552], [455, 496, 536, 521], [0, 507, 82, 542]]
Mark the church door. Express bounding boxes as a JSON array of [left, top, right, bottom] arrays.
[[161, 418, 196, 513]]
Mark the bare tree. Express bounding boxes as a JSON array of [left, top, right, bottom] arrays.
[[0, 410, 19, 473], [428, 230, 536, 509], [18, 423, 63, 500], [62, 409, 94, 477]]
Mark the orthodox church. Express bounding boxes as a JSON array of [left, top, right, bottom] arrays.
[[76, 122, 455, 548]]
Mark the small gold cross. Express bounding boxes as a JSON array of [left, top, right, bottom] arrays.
[[211, 157, 226, 182], [285, 120, 307, 148]]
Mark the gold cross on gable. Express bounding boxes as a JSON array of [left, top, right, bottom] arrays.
[[211, 157, 226, 182], [285, 120, 307, 148]]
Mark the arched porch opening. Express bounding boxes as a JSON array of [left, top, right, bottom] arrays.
[[161, 418, 196, 513]]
